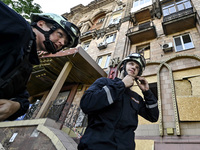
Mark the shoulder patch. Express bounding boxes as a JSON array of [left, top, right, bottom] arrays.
[[131, 97, 140, 104]]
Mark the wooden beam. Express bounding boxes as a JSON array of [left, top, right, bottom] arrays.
[[35, 62, 72, 119]]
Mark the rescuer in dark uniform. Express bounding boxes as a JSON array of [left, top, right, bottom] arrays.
[[0, 1, 80, 121], [78, 53, 159, 150]]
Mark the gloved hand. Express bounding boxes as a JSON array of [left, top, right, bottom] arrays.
[[135, 76, 149, 92]]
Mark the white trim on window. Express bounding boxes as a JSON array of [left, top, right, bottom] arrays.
[[173, 33, 194, 52], [162, 0, 192, 16], [105, 33, 117, 44], [82, 41, 91, 51], [97, 54, 111, 68], [131, 0, 152, 12]]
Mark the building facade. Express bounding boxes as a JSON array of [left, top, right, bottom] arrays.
[[1, 0, 200, 149], [62, 0, 200, 149]]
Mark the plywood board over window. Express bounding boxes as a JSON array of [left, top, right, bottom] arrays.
[[174, 68, 200, 121]]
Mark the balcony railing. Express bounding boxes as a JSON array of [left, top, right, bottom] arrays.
[[80, 29, 96, 42], [126, 21, 157, 44], [163, 8, 194, 23], [162, 8, 196, 35], [81, 29, 96, 36], [127, 21, 154, 34]]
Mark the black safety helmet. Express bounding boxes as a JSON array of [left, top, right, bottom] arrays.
[[117, 53, 146, 76], [31, 13, 80, 54]]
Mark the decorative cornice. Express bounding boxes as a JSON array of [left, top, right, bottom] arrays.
[[147, 54, 200, 65], [96, 22, 121, 39], [63, 0, 116, 16]]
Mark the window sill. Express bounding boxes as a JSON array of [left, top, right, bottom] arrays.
[[106, 41, 115, 45], [175, 47, 195, 53]]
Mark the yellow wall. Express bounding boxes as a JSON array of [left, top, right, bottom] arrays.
[[135, 140, 154, 150]]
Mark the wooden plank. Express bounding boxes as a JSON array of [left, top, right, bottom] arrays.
[[35, 62, 72, 118]]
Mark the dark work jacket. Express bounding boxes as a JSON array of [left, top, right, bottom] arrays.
[[78, 77, 159, 150], [0, 1, 40, 120]]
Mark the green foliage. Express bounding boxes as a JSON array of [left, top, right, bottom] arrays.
[[1, 0, 43, 20]]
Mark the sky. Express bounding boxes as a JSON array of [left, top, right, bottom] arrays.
[[33, 0, 92, 15]]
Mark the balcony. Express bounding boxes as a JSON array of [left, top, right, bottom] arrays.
[[162, 8, 196, 35], [134, 8, 152, 23], [80, 29, 96, 42], [126, 21, 157, 44]]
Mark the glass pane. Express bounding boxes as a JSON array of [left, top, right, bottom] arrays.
[[134, 0, 139, 7], [106, 34, 116, 43], [106, 36, 111, 43], [105, 55, 111, 68], [184, 1, 192, 9], [109, 18, 113, 25], [174, 37, 183, 51], [85, 44, 89, 50], [182, 34, 191, 43], [98, 57, 102, 66], [177, 4, 184, 11], [113, 34, 116, 42], [182, 34, 194, 49], [144, 49, 150, 59], [169, 6, 176, 14], [101, 56, 107, 68], [109, 35, 113, 42], [145, 0, 150, 3], [163, 9, 170, 16], [140, 0, 145, 5]]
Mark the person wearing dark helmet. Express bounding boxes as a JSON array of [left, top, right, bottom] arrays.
[[78, 53, 159, 150], [0, 1, 80, 121]]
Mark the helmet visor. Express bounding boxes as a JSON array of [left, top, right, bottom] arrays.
[[63, 21, 80, 38], [128, 53, 146, 69]]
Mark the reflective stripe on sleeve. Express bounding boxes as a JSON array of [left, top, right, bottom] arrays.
[[146, 103, 158, 109], [103, 86, 114, 104]]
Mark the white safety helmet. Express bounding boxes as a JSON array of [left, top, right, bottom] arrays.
[[117, 53, 146, 76]]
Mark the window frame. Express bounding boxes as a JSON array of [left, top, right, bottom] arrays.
[[97, 17, 105, 24], [97, 54, 111, 69], [173, 33, 194, 52], [109, 15, 121, 25], [105, 33, 117, 44], [136, 44, 151, 60], [82, 41, 91, 51], [113, 5, 123, 12], [162, 0, 192, 16], [132, 0, 152, 12]]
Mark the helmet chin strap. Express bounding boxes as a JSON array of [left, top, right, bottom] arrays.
[[32, 23, 59, 54], [43, 32, 57, 54], [123, 62, 128, 77]]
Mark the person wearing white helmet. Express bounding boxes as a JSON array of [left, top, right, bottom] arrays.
[[78, 53, 159, 150], [0, 1, 80, 121]]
